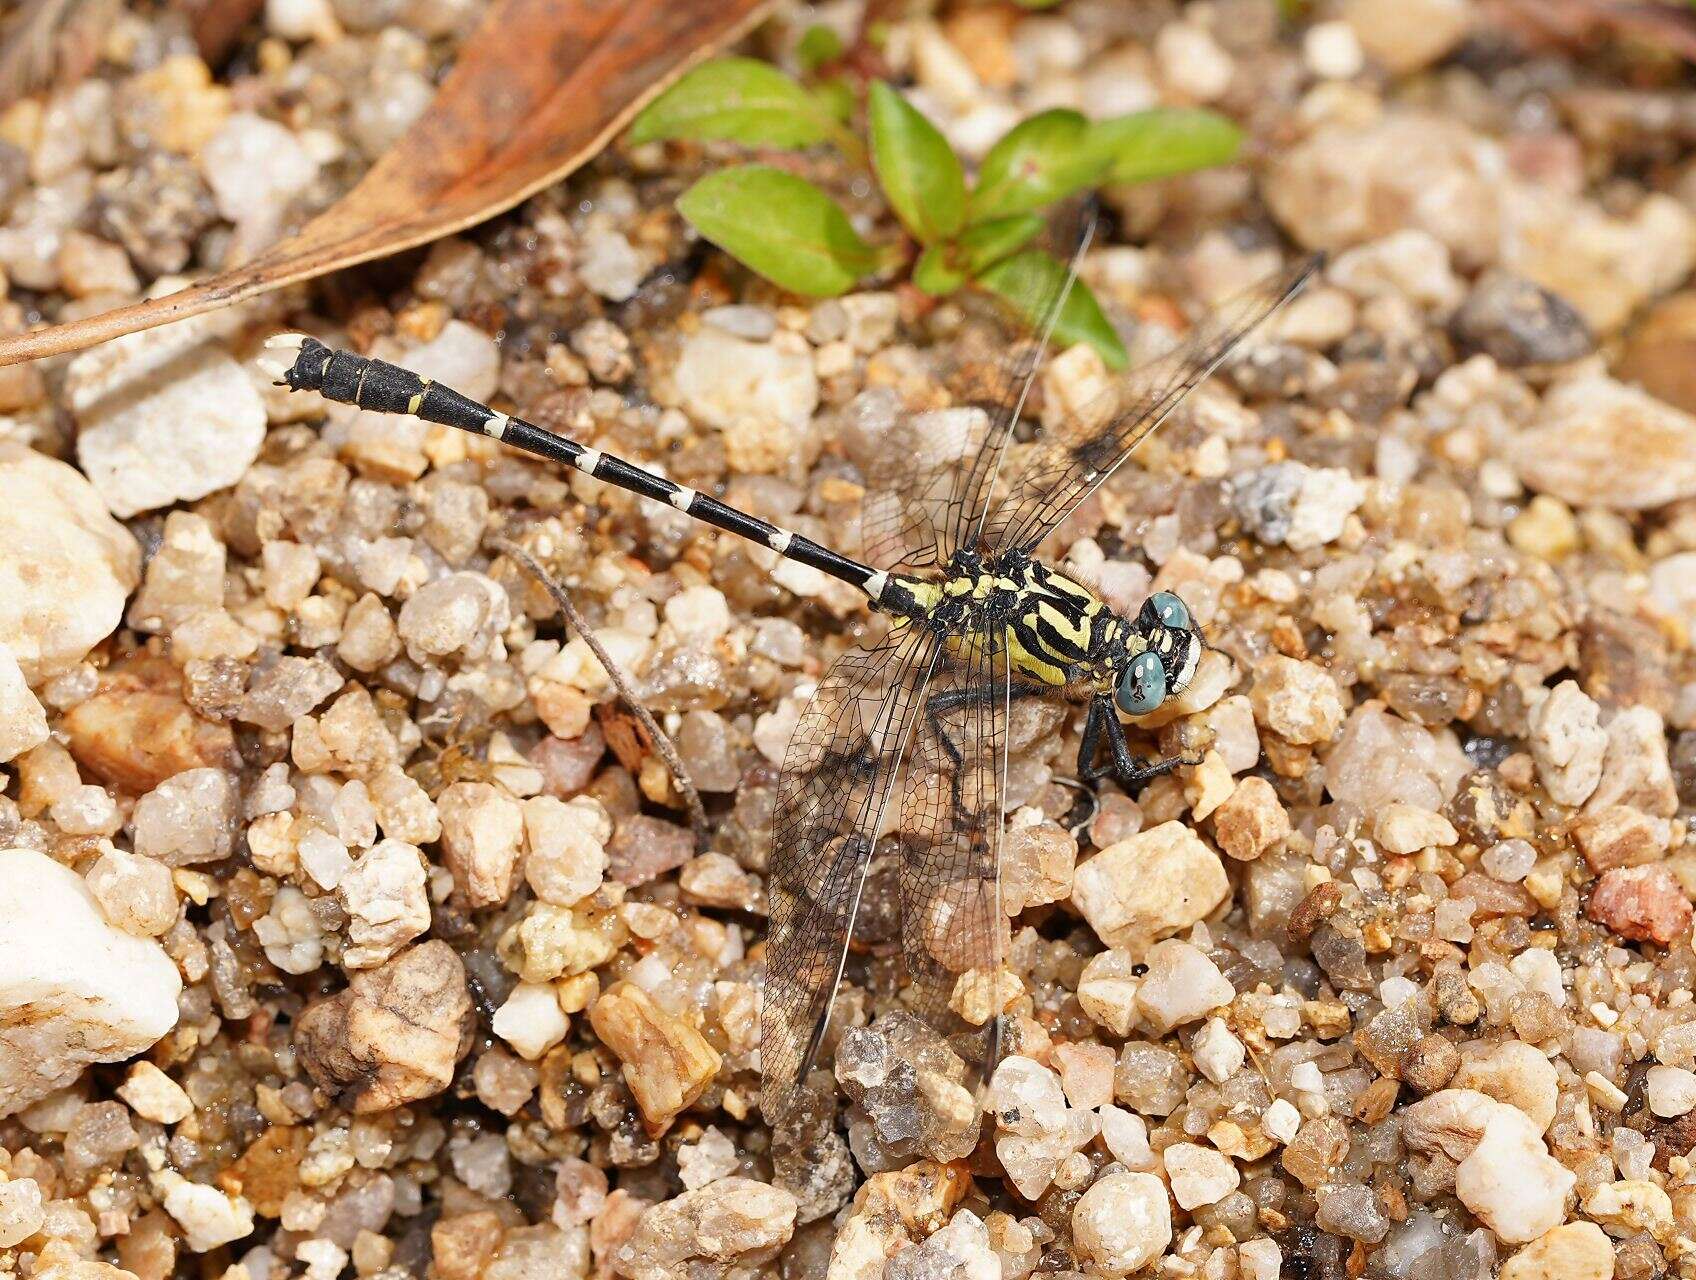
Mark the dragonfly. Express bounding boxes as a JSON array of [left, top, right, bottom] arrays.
[[261, 224, 1317, 1128]]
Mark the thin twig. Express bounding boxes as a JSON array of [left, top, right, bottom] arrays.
[[493, 537, 710, 849]]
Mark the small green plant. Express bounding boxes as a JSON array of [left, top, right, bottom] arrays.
[[629, 57, 1243, 369]]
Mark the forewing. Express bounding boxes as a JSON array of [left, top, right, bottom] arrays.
[[760, 624, 941, 1125], [897, 618, 1012, 1096], [986, 254, 1321, 554], [937, 201, 1100, 559], [851, 202, 1097, 572], [857, 408, 989, 572]]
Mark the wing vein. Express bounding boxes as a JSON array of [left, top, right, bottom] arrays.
[[954, 208, 1099, 555], [761, 623, 942, 1123], [990, 254, 1322, 553], [897, 614, 1011, 1095]]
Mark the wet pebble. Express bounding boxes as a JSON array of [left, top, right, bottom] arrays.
[[0, 850, 181, 1117], [1071, 822, 1229, 956], [0, 446, 140, 683], [69, 331, 266, 518]]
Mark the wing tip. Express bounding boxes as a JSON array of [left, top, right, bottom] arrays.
[[759, 1071, 823, 1131], [757, 1079, 792, 1128], [758, 1003, 831, 1128]]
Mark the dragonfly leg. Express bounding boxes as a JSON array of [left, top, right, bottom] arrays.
[[1048, 774, 1100, 835], [1077, 695, 1184, 790], [925, 683, 1049, 816]]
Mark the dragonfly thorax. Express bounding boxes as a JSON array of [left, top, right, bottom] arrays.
[[893, 551, 1201, 711], [892, 551, 1108, 686]]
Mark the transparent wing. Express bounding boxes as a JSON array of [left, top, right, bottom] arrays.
[[761, 624, 941, 1125], [857, 408, 990, 572], [940, 202, 1098, 560], [852, 202, 1098, 572], [986, 254, 1322, 554], [897, 617, 1011, 1097]]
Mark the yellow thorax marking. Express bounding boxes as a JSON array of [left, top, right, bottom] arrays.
[[894, 564, 1121, 690], [1031, 598, 1089, 647], [902, 578, 944, 612], [1005, 634, 1066, 685]]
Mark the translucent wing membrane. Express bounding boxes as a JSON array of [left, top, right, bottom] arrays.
[[985, 254, 1322, 554], [943, 204, 1098, 558], [852, 201, 1098, 572], [898, 620, 1012, 1094], [764, 243, 1315, 1124], [761, 625, 941, 1125], [857, 407, 991, 572]]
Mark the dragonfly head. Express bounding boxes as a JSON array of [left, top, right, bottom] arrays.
[[1114, 591, 1202, 715]]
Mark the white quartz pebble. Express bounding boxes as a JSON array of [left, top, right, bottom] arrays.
[[0, 848, 181, 1117]]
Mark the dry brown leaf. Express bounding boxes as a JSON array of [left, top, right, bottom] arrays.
[[0, 0, 774, 366]]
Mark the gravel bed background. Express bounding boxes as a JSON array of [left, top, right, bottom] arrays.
[[2, 1, 1696, 1278]]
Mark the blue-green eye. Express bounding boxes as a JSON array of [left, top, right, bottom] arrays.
[[1151, 591, 1191, 631], [1116, 651, 1168, 716]]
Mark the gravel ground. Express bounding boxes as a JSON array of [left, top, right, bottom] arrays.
[[3, 1, 1696, 1278]]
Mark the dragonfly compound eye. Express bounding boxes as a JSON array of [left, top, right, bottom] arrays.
[[1116, 650, 1168, 716], [1148, 591, 1191, 630]]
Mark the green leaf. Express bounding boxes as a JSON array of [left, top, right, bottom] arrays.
[[797, 24, 844, 74], [976, 250, 1127, 369], [956, 213, 1045, 275], [1089, 108, 1243, 185], [628, 57, 835, 148], [969, 109, 1111, 222], [677, 166, 878, 297], [913, 245, 966, 295], [868, 82, 967, 243], [812, 78, 854, 125]]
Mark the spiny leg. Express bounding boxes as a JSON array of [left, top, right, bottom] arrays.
[[1075, 695, 1188, 791], [925, 682, 1048, 818], [1049, 774, 1101, 836], [929, 685, 1190, 807]]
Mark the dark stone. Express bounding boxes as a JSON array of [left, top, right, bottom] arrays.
[[1310, 923, 1373, 992], [1451, 271, 1594, 367], [1313, 358, 1418, 422], [1579, 609, 1675, 716]]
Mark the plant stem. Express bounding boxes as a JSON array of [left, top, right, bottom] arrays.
[[492, 536, 711, 850], [823, 117, 868, 167]]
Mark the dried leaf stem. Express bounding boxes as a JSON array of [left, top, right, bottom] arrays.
[[492, 538, 710, 849]]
